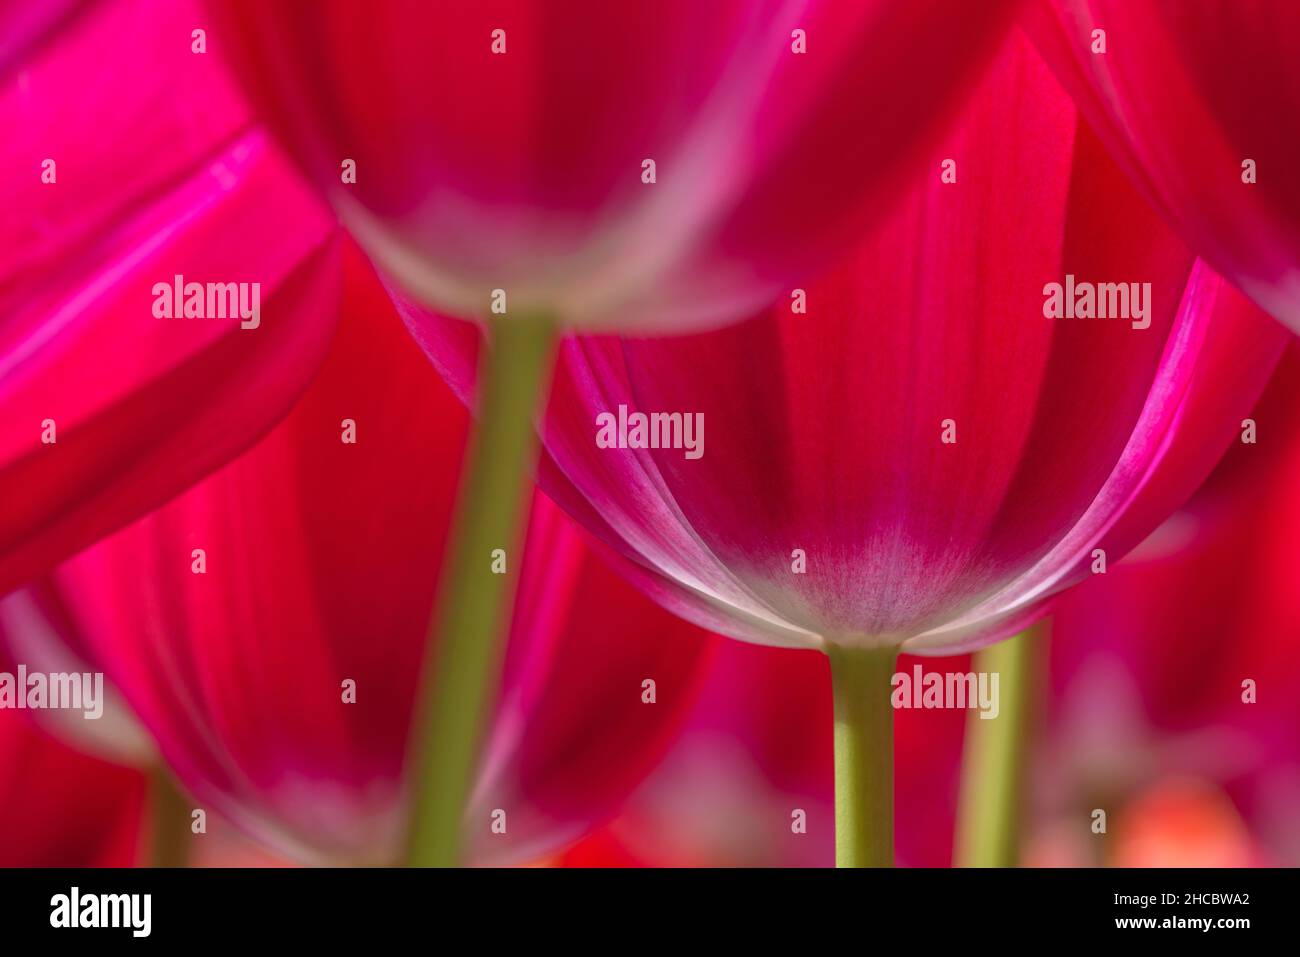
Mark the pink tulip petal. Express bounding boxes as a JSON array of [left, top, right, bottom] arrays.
[[1026, 0, 1300, 331], [909, 260, 1287, 654], [1, 0, 340, 596]]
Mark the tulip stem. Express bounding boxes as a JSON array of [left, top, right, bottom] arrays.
[[828, 644, 898, 867], [148, 766, 191, 868], [954, 625, 1039, 867], [406, 314, 557, 867]]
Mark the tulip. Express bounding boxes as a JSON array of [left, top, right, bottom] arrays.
[[209, 0, 1022, 864], [213, 0, 1017, 334], [570, 353, 1300, 869], [0, 0, 342, 597], [0, 245, 713, 865], [406, 30, 1292, 865], [1025, 0, 1300, 333]]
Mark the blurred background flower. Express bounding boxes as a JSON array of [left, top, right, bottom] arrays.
[[1032, 344, 1300, 867], [1027, 0, 1300, 333], [0, 246, 715, 865], [0, 708, 144, 867], [215, 0, 1016, 332], [0, 0, 342, 596]]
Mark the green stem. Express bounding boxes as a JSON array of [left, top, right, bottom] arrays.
[[148, 766, 191, 868], [828, 644, 899, 867], [406, 314, 557, 867], [954, 625, 1039, 867]]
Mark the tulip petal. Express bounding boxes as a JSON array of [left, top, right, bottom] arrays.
[[0, 0, 340, 596], [1025, 0, 1300, 331], [0, 709, 145, 866]]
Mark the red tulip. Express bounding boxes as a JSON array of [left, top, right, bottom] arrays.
[[1026, 0, 1300, 332], [572, 357, 1300, 867], [0, 0, 342, 596], [1, 246, 712, 865], [407, 29, 1291, 656], [212, 0, 1017, 331]]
